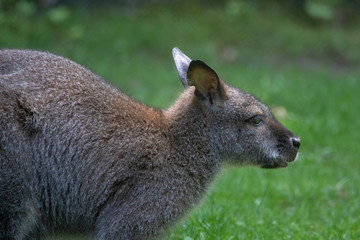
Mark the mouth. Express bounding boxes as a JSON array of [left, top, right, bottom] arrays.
[[261, 161, 287, 169], [261, 152, 298, 169]]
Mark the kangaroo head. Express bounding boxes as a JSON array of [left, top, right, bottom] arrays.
[[172, 47, 300, 169]]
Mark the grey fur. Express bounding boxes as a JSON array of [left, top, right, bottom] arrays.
[[0, 48, 300, 240]]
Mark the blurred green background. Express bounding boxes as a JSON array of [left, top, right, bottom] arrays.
[[1, 0, 360, 239]]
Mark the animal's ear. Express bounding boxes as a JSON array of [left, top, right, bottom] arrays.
[[187, 60, 226, 109], [172, 47, 192, 88]]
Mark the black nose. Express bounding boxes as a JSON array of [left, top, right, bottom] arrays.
[[291, 137, 300, 150]]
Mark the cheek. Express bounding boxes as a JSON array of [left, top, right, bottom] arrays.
[[240, 126, 277, 154], [238, 125, 263, 141], [215, 124, 244, 153], [236, 127, 260, 150]]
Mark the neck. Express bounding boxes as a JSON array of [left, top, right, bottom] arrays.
[[165, 90, 221, 192]]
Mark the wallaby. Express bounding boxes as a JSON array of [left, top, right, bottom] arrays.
[[0, 48, 300, 240]]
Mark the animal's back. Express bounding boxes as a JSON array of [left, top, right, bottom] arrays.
[[0, 49, 167, 236], [0, 49, 153, 146], [0, 49, 128, 114]]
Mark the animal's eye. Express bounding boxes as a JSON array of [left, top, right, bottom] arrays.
[[249, 115, 263, 126]]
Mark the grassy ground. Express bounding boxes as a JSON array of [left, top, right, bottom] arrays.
[[1, 1, 359, 239]]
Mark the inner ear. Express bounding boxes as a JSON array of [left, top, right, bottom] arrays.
[[187, 60, 225, 108], [187, 60, 218, 95], [187, 60, 221, 95]]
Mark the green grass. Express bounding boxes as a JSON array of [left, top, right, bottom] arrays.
[[1, 2, 359, 239]]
